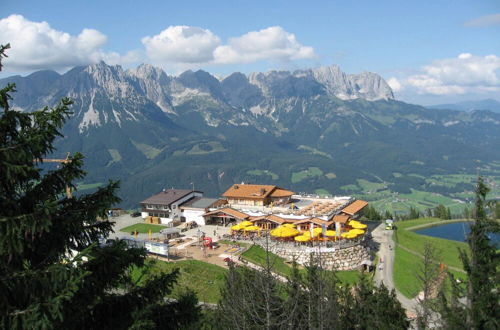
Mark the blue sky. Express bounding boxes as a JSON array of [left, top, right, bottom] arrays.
[[1, 0, 499, 105]]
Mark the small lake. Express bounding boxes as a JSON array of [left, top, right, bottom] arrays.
[[414, 221, 500, 246]]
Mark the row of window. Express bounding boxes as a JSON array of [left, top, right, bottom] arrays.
[[148, 212, 170, 218], [144, 204, 177, 210]]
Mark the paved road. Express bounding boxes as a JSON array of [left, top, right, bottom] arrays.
[[372, 223, 417, 312]]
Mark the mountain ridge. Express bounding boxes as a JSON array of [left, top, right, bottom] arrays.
[[1, 62, 499, 209]]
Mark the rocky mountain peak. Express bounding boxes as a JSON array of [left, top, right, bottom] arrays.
[[247, 65, 393, 101], [129, 63, 167, 81]]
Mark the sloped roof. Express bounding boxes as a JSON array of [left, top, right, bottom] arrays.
[[141, 189, 199, 205], [294, 217, 330, 226], [342, 200, 368, 215], [203, 207, 250, 220], [223, 184, 277, 199], [331, 214, 351, 223], [270, 188, 295, 198], [267, 214, 288, 223]]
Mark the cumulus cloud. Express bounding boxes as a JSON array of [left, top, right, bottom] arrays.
[[142, 26, 221, 63], [0, 16, 315, 73], [393, 53, 500, 95], [387, 77, 402, 92], [142, 25, 315, 66], [213, 26, 315, 64], [0, 14, 135, 72], [464, 13, 500, 27]]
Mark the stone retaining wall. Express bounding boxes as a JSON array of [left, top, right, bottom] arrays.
[[264, 243, 371, 271]]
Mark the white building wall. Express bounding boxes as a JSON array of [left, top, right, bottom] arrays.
[[141, 212, 149, 219], [170, 192, 203, 220], [160, 217, 173, 225], [183, 209, 206, 226]]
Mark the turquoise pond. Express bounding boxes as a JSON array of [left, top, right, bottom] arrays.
[[414, 221, 499, 247]]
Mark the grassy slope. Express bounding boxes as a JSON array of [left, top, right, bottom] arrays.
[[120, 223, 167, 233], [393, 218, 469, 298], [132, 259, 227, 304]]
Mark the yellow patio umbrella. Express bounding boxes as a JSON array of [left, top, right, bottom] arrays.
[[349, 229, 365, 235], [270, 226, 299, 238], [231, 224, 243, 231], [348, 220, 360, 226], [342, 232, 358, 239], [351, 223, 367, 229], [239, 221, 253, 227], [282, 223, 297, 228], [294, 235, 311, 242], [303, 227, 323, 238], [244, 225, 261, 232], [325, 230, 337, 237]]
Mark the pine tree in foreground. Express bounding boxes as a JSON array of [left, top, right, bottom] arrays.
[[0, 44, 200, 329], [437, 177, 499, 330], [216, 258, 408, 329]]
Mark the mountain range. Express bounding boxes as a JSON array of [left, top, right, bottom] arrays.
[[427, 99, 500, 113], [2, 62, 500, 209]]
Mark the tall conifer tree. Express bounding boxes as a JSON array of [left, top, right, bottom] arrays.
[[0, 44, 199, 329], [437, 177, 499, 329]]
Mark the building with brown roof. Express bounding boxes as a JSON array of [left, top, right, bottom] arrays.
[[341, 200, 368, 218], [203, 207, 251, 226], [249, 214, 288, 230], [222, 183, 294, 207]]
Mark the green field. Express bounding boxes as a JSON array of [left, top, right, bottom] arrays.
[[132, 259, 227, 303], [186, 141, 227, 155], [356, 187, 469, 215], [314, 188, 330, 196], [325, 172, 336, 179], [246, 169, 279, 180], [297, 145, 332, 159], [394, 219, 468, 270], [107, 149, 122, 164], [120, 223, 167, 233], [131, 140, 162, 159], [291, 167, 323, 183], [241, 245, 359, 285], [342, 173, 500, 216], [393, 218, 469, 298]]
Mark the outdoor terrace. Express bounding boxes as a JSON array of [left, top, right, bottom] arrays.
[[226, 195, 354, 219]]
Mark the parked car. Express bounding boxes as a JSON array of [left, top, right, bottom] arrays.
[[131, 212, 141, 217]]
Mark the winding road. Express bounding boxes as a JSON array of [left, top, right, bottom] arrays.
[[371, 223, 417, 313]]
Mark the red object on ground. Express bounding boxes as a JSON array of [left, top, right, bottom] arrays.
[[203, 237, 213, 249]]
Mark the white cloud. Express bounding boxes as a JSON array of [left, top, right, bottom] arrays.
[[394, 53, 500, 95], [141, 26, 221, 63], [387, 77, 402, 92], [464, 13, 500, 27], [0, 14, 134, 72], [142, 25, 316, 66], [0, 16, 315, 73], [213, 26, 316, 64]]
